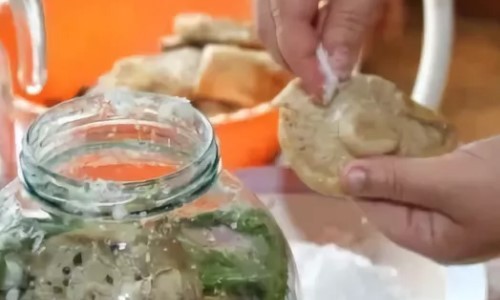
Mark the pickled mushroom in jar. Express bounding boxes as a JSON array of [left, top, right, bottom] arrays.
[[22, 223, 202, 300], [0, 207, 290, 300], [273, 74, 458, 197]]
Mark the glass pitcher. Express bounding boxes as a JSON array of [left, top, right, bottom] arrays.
[[0, 89, 298, 299], [0, 0, 47, 188]]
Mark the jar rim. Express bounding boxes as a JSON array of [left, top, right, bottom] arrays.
[[19, 89, 220, 219]]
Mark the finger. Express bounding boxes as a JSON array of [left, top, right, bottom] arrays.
[[316, 1, 330, 32], [253, 0, 289, 68], [322, 0, 383, 80], [270, 0, 324, 97], [340, 155, 458, 211], [355, 199, 461, 263]]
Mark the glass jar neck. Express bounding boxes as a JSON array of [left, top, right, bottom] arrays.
[[19, 89, 220, 219]]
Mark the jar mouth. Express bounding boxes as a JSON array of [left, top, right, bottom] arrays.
[[20, 89, 220, 219]]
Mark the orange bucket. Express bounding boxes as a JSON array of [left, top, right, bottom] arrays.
[[1, 0, 280, 170], [0, 0, 252, 103]]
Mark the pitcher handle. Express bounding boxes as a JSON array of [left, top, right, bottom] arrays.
[[0, 44, 14, 111], [0, 44, 16, 187], [10, 0, 47, 95], [412, 0, 455, 111]]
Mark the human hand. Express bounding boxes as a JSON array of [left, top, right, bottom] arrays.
[[340, 136, 500, 264], [253, 0, 404, 98]]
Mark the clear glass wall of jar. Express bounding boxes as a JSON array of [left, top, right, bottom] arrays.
[[0, 89, 298, 300]]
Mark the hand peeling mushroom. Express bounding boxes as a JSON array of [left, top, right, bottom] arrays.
[[273, 74, 458, 197]]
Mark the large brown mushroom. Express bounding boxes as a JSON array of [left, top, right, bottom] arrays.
[[274, 74, 458, 197]]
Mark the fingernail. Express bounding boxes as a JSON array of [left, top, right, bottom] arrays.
[[329, 46, 352, 80], [346, 168, 367, 193]]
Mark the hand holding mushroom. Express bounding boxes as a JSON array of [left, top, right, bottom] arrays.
[[257, 0, 500, 264]]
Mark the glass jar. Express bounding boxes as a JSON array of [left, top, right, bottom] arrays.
[[0, 89, 298, 300]]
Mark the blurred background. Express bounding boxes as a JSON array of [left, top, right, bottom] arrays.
[[0, 0, 499, 170], [0, 0, 252, 103], [363, 0, 500, 143]]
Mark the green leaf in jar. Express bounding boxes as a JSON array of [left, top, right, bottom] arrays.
[[178, 208, 290, 300]]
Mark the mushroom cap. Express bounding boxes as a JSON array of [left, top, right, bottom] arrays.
[[274, 75, 457, 197]]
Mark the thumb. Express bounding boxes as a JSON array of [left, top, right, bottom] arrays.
[[340, 155, 456, 210], [340, 155, 466, 260], [322, 0, 383, 80]]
